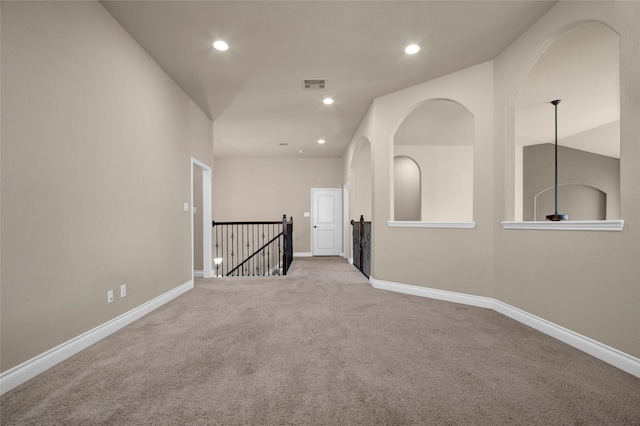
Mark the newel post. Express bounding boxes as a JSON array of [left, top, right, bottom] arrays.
[[282, 214, 288, 275], [359, 215, 365, 270]]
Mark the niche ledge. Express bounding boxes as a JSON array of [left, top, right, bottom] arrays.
[[501, 220, 624, 231], [387, 221, 476, 229]]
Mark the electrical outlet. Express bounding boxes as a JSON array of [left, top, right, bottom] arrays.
[[120, 284, 127, 298], [107, 290, 114, 304]]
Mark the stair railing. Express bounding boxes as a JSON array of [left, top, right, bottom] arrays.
[[212, 215, 293, 276], [351, 215, 371, 278]]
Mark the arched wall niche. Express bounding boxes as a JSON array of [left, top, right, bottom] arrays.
[[394, 156, 421, 221], [350, 136, 373, 223], [534, 184, 606, 221], [510, 20, 620, 221], [392, 98, 474, 222]]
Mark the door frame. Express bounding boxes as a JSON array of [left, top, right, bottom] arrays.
[[343, 183, 350, 260], [311, 188, 342, 256], [191, 158, 213, 278]]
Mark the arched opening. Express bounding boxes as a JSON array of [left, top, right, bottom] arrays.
[[350, 137, 372, 222], [349, 137, 373, 273], [535, 184, 606, 221], [394, 156, 421, 221], [514, 21, 620, 221], [393, 99, 474, 221]]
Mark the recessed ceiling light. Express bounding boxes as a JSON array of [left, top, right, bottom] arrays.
[[298, 150, 304, 154], [323, 98, 334, 105], [213, 40, 229, 51], [405, 44, 420, 55], [317, 139, 326, 144]]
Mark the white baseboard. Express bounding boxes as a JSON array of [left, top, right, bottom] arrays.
[[370, 277, 494, 309], [293, 252, 312, 257], [0, 280, 194, 396], [369, 277, 640, 379], [193, 270, 204, 278]]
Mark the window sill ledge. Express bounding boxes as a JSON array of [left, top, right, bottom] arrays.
[[501, 220, 624, 232], [387, 221, 476, 229]]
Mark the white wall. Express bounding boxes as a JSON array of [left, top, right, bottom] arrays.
[[213, 157, 343, 254], [352, 140, 373, 222], [393, 156, 421, 221], [494, 1, 639, 358], [344, 61, 495, 297], [1, 1, 213, 372], [342, 0, 640, 364], [394, 146, 473, 221]]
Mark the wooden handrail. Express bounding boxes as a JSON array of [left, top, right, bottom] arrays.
[[213, 220, 282, 226]]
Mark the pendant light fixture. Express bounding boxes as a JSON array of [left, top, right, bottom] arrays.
[[546, 99, 568, 221]]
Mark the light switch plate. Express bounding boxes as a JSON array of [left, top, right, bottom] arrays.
[[304, 212, 310, 217], [183, 203, 189, 212]]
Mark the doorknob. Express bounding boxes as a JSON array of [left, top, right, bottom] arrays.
[[314, 225, 318, 228]]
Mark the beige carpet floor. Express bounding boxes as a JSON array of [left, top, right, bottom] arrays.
[[1, 257, 639, 425]]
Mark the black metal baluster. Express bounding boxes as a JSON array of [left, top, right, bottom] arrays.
[[262, 224, 266, 276], [264, 224, 269, 275], [277, 222, 281, 275], [212, 218, 294, 277], [250, 223, 254, 276], [214, 224, 219, 277], [260, 224, 264, 275], [242, 224, 245, 276], [247, 225, 256, 276], [225, 224, 228, 276], [268, 223, 271, 276], [226, 225, 229, 276], [233, 224, 236, 277]]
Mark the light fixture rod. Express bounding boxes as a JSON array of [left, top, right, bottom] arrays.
[[553, 100, 559, 214], [546, 99, 567, 221]]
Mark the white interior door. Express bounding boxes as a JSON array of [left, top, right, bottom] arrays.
[[312, 188, 342, 256]]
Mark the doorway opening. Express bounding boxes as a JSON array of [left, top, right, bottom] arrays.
[[311, 188, 342, 256], [191, 158, 212, 278]]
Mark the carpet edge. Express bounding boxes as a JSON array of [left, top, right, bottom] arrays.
[[369, 276, 640, 379], [0, 279, 194, 396]]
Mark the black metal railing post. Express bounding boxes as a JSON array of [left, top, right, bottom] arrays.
[[282, 215, 293, 275], [282, 215, 288, 276], [358, 215, 365, 272]]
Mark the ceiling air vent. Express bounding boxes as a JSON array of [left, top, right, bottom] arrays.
[[302, 79, 326, 90]]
